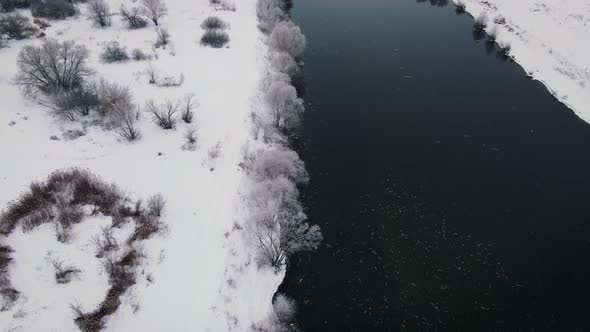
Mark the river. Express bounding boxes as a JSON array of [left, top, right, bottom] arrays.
[[279, 0, 590, 330]]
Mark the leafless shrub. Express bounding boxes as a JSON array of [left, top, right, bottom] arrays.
[[51, 258, 81, 283], [95, 79, 133, 118], [31, 0, 77, 20], [140, 0, 166, 26], [92, 226, 118, 258], [182, 126, 197, 151], [200, 29, 229, 48], [14, 39, 92, 96], [119, 5, 147, 29], [87, 0, 111, 28], [201, 16, 227, 30], [130, 48, 150, 61], [146, 99, 177, 129], [147, 193, 165, 217], [0, 13, 38, 40], [153, 27, 170, 48], [115, 106, 141, 141], [269, 21, 306, 59], [128, 213, 161, 243], [156, 73, 184, 87], [180, 94, 197, 123], [100, 41, 129, 63], [145, 63, 158, 84], [265, 80, 304, 131]]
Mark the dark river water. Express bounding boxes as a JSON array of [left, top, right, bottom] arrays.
[[279, 0, 590, 331]]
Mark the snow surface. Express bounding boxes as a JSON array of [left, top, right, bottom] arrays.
[[459, 0, 590, 122], [0, 0, 282, 331]]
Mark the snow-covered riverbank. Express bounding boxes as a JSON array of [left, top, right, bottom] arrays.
[[0, 0, 282, 330], [459, 0, 590, 122]]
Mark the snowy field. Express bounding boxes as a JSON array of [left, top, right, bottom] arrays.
[[459, 0, 590, 122], [0, 0, 282, 331]]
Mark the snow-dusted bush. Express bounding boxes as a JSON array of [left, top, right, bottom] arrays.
[[147, 193, 166, 217], [31, 0, 77, 20], [265, 79, 304, 131], [180, 93, 197, 123], [91, 226, 118, 258], [250, 147, 308, 184], [473, 13, 488, 31], [114, 106, 141, 141], [153, 26, 170, 48], [146, 99, 177, 129], [200, 16, 227, 30], [130, 48, 150, 61], [0, 35, 7, 48], [210, 0, 235, 12], [256, 0, 285, 34], [140, 0, 166, 26], [14, 39, 92, 96], [487, 26, 498, 42], [0, 13, 38, 40], [51, 259, 81, 283], [94, 79, 133, 117], [33, 17, 50, 29], [253, 293, 300, 332], [156, 72, 184, 87], [182, 126, 197, 150], [119, 5, 147, 29], [454, 0, 465, 14], [271, 52, 298, 78], [269, 21, 306, 59], [87, 0, 111, 28], [200, 29, 229, 48], [100, 41, 129, 63]]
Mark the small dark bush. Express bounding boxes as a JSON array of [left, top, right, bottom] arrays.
[[119, 5, 146, 29], [100, 41, 129, 63], [200, 29, 229, 48], [128, 214, 160, 243], [153, 27, 169, 48], [473, 13, 488, 31], [130, 48, 150, 61], [0, 13, 38, 39], [51, 259, 81, 283], [31, 0, 77, 20], [454, 0, 466, 14], [201, 16, 227, 30], [87, 0, 111, 28], [181, 94, 197, 123], [33, 17, 49, 28]]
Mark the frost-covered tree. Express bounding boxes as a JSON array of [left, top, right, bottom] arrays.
[[271, 52, 298, 77], [140, 0, 167, 26], [250, 147, 308, 184], [256, 0, 286, 34], [265, 80, 304, 131], [269, 21, 306, 59]]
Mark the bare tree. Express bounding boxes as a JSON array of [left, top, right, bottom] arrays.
[[14, 39, 93, 96], [269, 21, 306, 59], [265, 80, 304, 131], [140, 0, 167, 26], [87, 0, 111, 28]]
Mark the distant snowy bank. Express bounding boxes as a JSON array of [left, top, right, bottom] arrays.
[[456, 0, 590, 122]]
